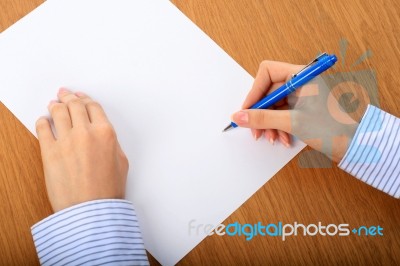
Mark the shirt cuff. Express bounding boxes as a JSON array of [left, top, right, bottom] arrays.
[[31, 199, 149, 266], [338, 105, 400, 198]]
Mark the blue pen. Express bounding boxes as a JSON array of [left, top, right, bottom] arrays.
[[222, 53, 337, 132]]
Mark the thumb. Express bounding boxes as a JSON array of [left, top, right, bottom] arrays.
[[231, 109, 292, 133]]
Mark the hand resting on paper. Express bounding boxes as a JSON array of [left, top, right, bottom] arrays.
[[35, 88, 129, 212], [33, 89, 148, 264], [231, 61, 359, 162]]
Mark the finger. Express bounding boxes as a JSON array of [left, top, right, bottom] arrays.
[[36, 117, 55, 149], [231, 109, 292, 133], [277, 130, 291, 148], [274, 104, 291, 147], [75, 92, 109, 123], [260, 106, 278, 144], [242, 61, 303, 109], [254, 78, 283, 143], [58, 88, 80, 104], [264, 129, 277, 144], [252, 80, 283, 143], [251, 128, 263, 141], [48, 101, 71, 138], [58, 88, 90, 126]]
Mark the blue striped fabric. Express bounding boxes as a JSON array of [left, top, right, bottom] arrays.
[[339, 105, 400, 198], [31, 199, 149, 266]]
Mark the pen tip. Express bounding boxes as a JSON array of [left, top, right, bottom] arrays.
[[222, 124, 233, 132]]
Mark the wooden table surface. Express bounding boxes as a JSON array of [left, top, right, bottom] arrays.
[[1, 0, 399, 265]]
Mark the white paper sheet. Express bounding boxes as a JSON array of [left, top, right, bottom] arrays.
[[0, 0, 306, 264]]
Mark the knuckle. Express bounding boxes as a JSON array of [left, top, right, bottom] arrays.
[[76, 92, 89, 99], [86, 101, 101, 110], [121, 151, 130, 170], [67, 98, 82, 108], [259, 60, 271, 70], [97, 123, 117, 140], [35, 118, 47, 130], [50, 103, 66, 113]]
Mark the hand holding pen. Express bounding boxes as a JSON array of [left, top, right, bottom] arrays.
[[227, 54, 359, 162]]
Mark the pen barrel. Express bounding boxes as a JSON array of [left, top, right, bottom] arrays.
[[290, 54, 337, 89], [251, 84, 291, 109], [251, 54, 337, 110]]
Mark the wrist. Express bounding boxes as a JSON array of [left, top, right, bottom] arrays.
[[331, 123, 359, 163]]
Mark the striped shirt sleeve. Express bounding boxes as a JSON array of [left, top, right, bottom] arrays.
[[338, 105, 400, 198], [31, 199, 149, 266]]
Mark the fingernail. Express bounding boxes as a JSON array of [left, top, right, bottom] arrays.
[[232, 111, 248, 125], [280, 135, 290, 148], [254, 132, 260, 141], [265, 131, 274, 145], [284, 142, 290, 148], [58, 88, 69, 94], [75, 92, 85, 97]]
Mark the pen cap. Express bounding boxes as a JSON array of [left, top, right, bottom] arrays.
[[321, 54, 337, 67]]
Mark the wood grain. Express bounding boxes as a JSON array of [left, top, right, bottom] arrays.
[[1, 0, 399, 265]]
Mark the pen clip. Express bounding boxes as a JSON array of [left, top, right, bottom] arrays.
[[292, 52, 328, 79]]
